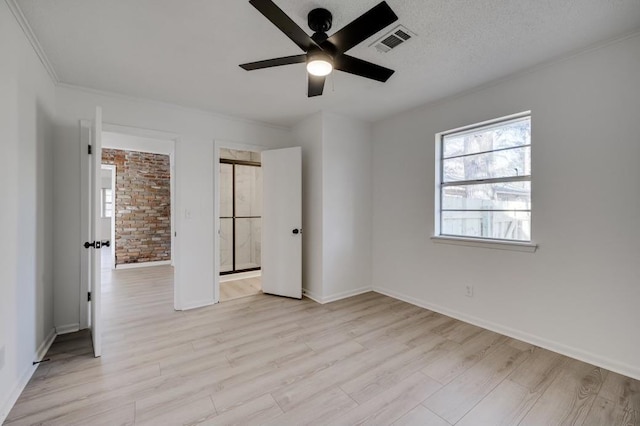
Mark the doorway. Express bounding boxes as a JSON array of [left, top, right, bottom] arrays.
[[80, 121, 178, 340], [218, 148, 263, 302]]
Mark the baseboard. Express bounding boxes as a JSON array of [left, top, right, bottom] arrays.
[[220, 270, 261, 282], [303, 286, 372, 304], [55, 323, 80, 335], [116, 260, 172, 270], [0, 328, 56, 424], [323, 286, 373, 304], [302, 288, 323, 304], [180, 298, 216, 311], [373, 286, 640, 381]]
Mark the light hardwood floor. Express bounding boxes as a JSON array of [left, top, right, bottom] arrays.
[[220, 277, 262, 302], [5, 266, 639, 425]]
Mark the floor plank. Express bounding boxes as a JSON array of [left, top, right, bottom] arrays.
[[519, 361, 607, 425], [6, 264, 640, 426], [220, 276, 262, 302], [423, 341, 530, 424]]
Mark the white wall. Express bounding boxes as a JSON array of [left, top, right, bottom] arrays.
[[294, 112, 373, 302], [372, 34, 640, 379], [322, 113, 372, 301], [0, 1, 56, 420], [53, 85, 293, 325], [293, 113, 324, 300]]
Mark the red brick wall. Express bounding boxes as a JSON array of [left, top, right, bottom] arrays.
[[102, 149, 171, 265]]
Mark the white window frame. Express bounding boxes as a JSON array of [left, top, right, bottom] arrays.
[[101, 188, 113, 218], [432, 111, 537, 252]]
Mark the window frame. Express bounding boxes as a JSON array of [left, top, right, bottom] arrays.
[[101, 188, 113, 218], [433, 111, 537, 252]]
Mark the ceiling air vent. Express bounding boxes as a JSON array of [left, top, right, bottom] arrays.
[[371, 25, 414, 53]]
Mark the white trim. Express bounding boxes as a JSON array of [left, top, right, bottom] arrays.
[[4, 0, 59, 84], [0, 328, 56, 424], [79, 120, 92, 330], [434, 111, 533, 245], [180, 298, 216, 311], [302, 287, 373, 304], [323, 287, 373, 304], [431, 235, 537, 252], [103, 123, 180, 143], [373, 286, 640, 381], [100, 164, 117, 270], [302, 288, 323, 304], [116, 260, 172, 270], [55, 323, 80, 335], [439, 112, 531, 137], [220, 270, 261, 283]]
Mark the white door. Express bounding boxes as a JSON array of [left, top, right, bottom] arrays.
[[90, 106, 103, 357], [261, 147, 302, 299]]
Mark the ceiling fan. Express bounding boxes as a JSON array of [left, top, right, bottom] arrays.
[[240, 0, 399, 97]]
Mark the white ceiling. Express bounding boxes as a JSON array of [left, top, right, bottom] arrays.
[[16, 0, 640, 126]]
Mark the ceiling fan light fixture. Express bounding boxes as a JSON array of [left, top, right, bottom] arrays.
[[306, 52, 333, 76]]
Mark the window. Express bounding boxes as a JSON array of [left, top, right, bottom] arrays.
[[101, 188, 113, 218], [436, 113, 531, 242]]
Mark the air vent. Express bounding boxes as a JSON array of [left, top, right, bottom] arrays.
[[371, 25, 415, 53]]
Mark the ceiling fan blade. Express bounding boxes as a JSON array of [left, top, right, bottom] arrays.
[[249, 0, 319, 52], [325, 1, 398, 53], [334, 54, 395, 82], [240, 54, 307, 71], [308, 74, 325, 97]]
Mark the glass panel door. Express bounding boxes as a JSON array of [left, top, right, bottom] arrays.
[[219, 157, 262, 275]]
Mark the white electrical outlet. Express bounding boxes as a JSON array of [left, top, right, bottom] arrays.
[[465, 285, 474, 297]]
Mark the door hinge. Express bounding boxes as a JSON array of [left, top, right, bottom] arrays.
[[88, 145, 92, 155], [87, 292, 91, 302]]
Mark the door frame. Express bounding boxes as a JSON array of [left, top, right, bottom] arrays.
[[213, 140, 265, 304], [100, 163, 117, 270], [80, 121, 180, 330]]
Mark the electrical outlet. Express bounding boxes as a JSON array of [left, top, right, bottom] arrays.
[[465, 284, 474, 297]]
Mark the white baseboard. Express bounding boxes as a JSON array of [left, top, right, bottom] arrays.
[[373, 286, 640, 381], [116, 260, 172, 270], [55, 323, 80, 335], [323, 286, 373, 304], [180, 298, 216, 311], [302, 288, 323, 303], [220, 270, 261, 282], [303, 286, 372, 304], [0, 328, 56, 424]]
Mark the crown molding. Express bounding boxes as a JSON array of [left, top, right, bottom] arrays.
[[5, 0, 59, 84]]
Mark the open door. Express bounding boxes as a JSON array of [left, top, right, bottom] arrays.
[[261, 147, 302, 299], [90, 106, 103, 357]]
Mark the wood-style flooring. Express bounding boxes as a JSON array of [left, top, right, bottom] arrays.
[[220, 277, 262, 302], [5, 266, 639, 425]]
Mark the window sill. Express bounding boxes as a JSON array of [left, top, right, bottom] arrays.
[[431, 235, 538, 252]]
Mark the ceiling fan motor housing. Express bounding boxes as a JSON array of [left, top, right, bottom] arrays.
[[308, 8, 332, 33]]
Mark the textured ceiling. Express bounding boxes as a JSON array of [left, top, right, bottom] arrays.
[[16, 0, 640, 126]]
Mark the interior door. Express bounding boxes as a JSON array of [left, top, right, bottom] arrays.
[[261, 147, 302, 299], [90, 106, 103, 357]]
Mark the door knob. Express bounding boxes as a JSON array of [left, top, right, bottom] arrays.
[[292, 229, 299, 234]]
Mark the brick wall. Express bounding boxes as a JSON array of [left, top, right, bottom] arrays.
[[102, 149, 171, 265]]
